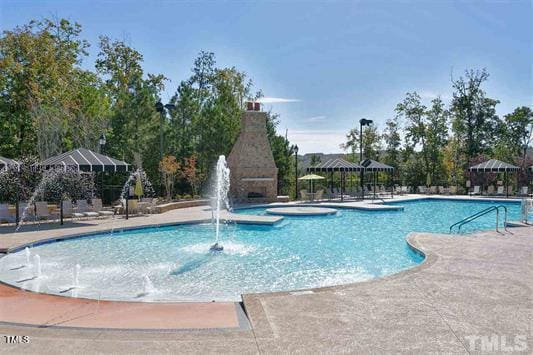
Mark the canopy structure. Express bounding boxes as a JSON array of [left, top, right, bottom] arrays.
[[37, 148, 130, 172], [360, 159, 394, 172], [360, 159, 395, 199], [468, 159, 519, 197], [306, 159, 362, 201], [307, 158, 362, 172], [0, 156, 20, 172], [468, 159, 519, 172]]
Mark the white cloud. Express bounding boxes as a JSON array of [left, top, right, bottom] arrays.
[[305, 115, 327, 122], [256, 97, 300, 103], [288, 130, 347, 154]]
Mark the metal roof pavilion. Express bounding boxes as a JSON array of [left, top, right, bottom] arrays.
[[37, 148, 130, 172]]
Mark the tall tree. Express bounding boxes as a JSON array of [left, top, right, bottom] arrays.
[[450, 69, 500, 167], [396, 92, 449, 185], [95, 36, 166, 183], [0, 18, 89, 157], [504, 106, 532, 165], [425, 97, 449, 182], [382, 117, 401, 169], [341, 125, 381, 161]]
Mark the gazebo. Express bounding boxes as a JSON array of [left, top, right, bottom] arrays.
[[307, 158, 362, 201], [0, 156, 20, 172], [35, 148, 131, 224], [360, 159, 395, 199], [37, 148, 130, 172], [469, 159, 520, 198]]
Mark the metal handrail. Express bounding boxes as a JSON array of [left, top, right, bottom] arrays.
[[449, 205, 508, 233]]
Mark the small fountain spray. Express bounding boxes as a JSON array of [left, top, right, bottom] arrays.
[[25, 247, 31, 266], [33, 254, 42, 278], [73, 264, 81, 288], [142, 275, 154, 295], [16, 169, 62, 232], [210, 155, 230, 252]]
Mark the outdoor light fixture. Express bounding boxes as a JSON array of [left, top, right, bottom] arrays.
[[99, 133, 106, 148], [155, 101, 176, 195], [359, 118, 373, 200], [155, 100, 176, 160], [361, 159, 372, 168]]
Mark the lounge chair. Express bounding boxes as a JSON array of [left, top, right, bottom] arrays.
[[315, 189, 324, 200], [470, 186, 481, 196], [418, 186, 427, 194], [487, 185, 495, 196], [35, 201, 56, 221], [73, 200, 99, 218], [61, 199, 74, 218], [0, 204, 14, 223], [429, 186, 437, 194], [437, 186, 444, 194], [507, 186, 514, 196], [450, 186, 457, 195], [518, 186, 529, 197], [300, 190, 308, 200], [401, 186, 408, 194], [496, 186, 504, 196], [91, 199, 114, 217]]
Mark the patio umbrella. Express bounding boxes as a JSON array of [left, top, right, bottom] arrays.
[[298, 174, 325, 193], [134, 173, 143, 200]]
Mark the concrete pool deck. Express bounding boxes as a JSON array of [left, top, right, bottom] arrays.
[[0, 195, 531, 353]]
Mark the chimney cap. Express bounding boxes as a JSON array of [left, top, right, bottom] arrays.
[[246, 101, 261, 111]]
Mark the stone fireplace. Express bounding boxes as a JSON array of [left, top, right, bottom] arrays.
[[227, 103, 278, 203]]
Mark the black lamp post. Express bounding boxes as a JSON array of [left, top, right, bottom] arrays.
[[98, 133, 107, 201], [155, 101, 176, 161], [359, 118, 373, 199], [99, 133, 106, 154], [155, 101, 176, 195], [294, 144, 299, 200], [15, 168, 20, 226]]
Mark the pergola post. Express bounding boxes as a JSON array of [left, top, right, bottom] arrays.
[[390, 171, 394, 199], [505, 170, 508, 198], [340, 171, 344, 202]]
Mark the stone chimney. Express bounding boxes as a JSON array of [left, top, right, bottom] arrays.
[[227, 102, 278, 202]]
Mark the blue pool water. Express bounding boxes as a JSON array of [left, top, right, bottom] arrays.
[[0, 199, 521, 302]]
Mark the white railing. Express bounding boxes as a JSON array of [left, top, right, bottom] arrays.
[[520, 198, 533, 224]]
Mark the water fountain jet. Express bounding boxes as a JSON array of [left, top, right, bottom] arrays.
[[25, 247, 31, 266], [73, 264, 81, 288], [210, 155, 230, 252], [142, 275, 154, 295], [33, 255, 41, 278]]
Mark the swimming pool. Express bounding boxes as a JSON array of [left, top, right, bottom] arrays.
[[0, 198, 521, 302]]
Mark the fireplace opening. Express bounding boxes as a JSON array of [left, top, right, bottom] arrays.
[[247, 191, 265, 199]]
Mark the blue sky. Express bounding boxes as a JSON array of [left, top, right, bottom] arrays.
[[1, 0, 531, 153]]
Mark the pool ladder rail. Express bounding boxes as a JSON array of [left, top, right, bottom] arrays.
[[449, 205, 508, 234]]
